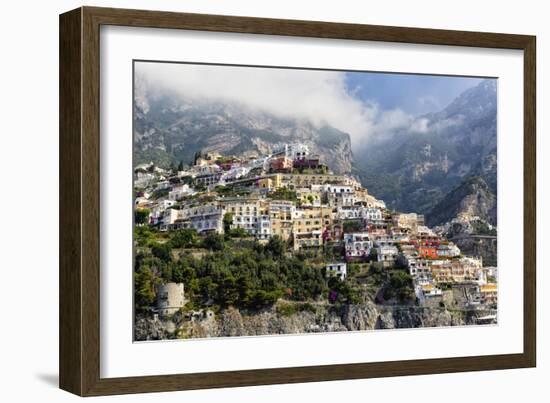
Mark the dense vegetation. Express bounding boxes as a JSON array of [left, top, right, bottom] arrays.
[[266, 187, 297, 201], [135, 227, 332, 312], [134, 226, 416, 314]]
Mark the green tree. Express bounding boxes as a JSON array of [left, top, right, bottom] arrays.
[[203, 233, 225, 251], [248, 289, 282, 308], [228, 227, 248, 238], [193, 150, 203, 165], [172, 261, 196, 283], [235, 275, 253, 306], [170, 228, 198, 248], [265, 235, 286, 258], [194, 182, 207, 192], [134, 266, 157, 308], [177, 160, 184, 171], [343, 220, 363, 233], [267, 187, 297, 201], [387, 271, 414, 301], [151, 242, 171, 262], [198, 277, 217, 302], [369, 248, 378, 262], [134, 208, 150, 225], [223, 213, 234, 233], [217, 273, 239, 307], [134, 225, 155, 247]]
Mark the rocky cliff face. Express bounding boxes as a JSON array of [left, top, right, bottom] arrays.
[[134, 299, 494, 341], [134, 89, 353, 174], [427, 176, 497, 227]]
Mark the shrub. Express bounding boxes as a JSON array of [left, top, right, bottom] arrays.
[[203, 233, 225, 251], [135, 208, 151, 225]]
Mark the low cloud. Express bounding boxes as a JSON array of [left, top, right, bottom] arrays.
[[411, 117, 430, 133], [135, 62, 414, 146]]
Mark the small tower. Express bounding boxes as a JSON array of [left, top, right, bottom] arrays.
[[156, 282, 185, 316]]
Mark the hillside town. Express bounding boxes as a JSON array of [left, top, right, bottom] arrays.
[[134, 143, 497, 335]]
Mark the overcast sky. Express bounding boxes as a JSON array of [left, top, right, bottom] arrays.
[[135, 61, 484, 145]]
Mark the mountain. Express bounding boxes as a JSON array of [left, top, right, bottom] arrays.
[[133, 85, 353, 174], [354, 79, 497, 224], [426, 176, 496, 227], [135, 77, 497, 226]]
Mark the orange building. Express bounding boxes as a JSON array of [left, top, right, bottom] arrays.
[[270, 156, 293, 172], [418, 246, 438, 259]]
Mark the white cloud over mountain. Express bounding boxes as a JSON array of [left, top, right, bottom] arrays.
[[135, 62, 413, 146]]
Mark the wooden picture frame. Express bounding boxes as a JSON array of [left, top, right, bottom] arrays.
[[59, 6, 536, 396]]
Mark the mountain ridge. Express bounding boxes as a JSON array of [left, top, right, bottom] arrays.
[[134, 77, 497, 226], [354, 79, 497, 225], [134, 89, 354, 174]]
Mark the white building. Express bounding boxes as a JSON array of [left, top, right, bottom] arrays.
[[416, 225, 436, 237], [317, 184, 355, 194], [160, 204, 225, 233], [361, 193, 386, 209], [437, 242, 461, 257], [224, 200, 272, 239], [220, 166, 250, 183], [134, 171, 156, 188], [377, 244, 399, 265], [407, 257, 434, 280], [268, 200, 297, 218], [160, 208, 182, 229], [177, 170, 194, 178], [194, 172, 223, 188], [326, 262, 347, 280], [336, 205, 363, 220], [150, 199, 176, 223], [256, 214, 272, 240], [362, 207, 383, 222], [134, 196, 151, 209], [154, 180, 172, 191], [335, 206, 383, 222], [485, 266, 498, 280], [421, 283, 443, 298], [168, 184, 195, 201], [344, 233, 372, 259], [226, 201, 259, 231], [231, 213, 272, 239], [313, 184, 358, 206], [277, 143, 310, 160], [195, 164, 221, 175], [187, 204, 225, 234]]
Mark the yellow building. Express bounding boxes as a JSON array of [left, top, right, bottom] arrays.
[[294, 231, 323, 250], [430, 257, 483, 283], [296, 188, 322, 206], [257, 177, 273, 191], [292, 206, 333, 250], [268, 200, 295, 240], [430, 260, 453, 283], [480, 283, 498, 304], [257, 174, 282, 191]]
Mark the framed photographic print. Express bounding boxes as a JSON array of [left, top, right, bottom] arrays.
[[59, 6, 536, 396]]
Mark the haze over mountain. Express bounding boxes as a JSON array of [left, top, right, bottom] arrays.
[[134, 91, 353, 175], [354, 79, 497, 225]]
